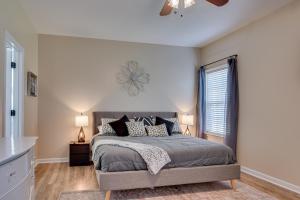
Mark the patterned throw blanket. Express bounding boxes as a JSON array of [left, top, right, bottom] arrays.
[[92, 139, 171, 175]]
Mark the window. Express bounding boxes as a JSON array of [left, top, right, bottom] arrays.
[[4, 31, 24, 138], [205, 65, 228, 135]]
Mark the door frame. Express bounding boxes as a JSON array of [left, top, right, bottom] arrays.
[[3, 30, 24, 137]]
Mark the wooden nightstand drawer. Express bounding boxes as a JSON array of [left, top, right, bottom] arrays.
[[70, 144, 89, 154], [69, 142, 91, 166], [69, 154, 90, 166]]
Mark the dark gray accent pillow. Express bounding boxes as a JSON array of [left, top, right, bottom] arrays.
[[109, 115, 130, 137]]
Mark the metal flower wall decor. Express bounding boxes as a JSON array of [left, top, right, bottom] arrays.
[[117, 61, 150, 96]]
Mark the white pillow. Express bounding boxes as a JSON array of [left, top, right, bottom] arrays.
[[97, 125, 103, 135], [126, 121, 147, 137], [146, 124, 169, 137], [101, 118, 135, 124], [101, 118, 117, 134], [101, 118, 117, 124]]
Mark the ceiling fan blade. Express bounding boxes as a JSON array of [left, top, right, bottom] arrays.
[[206, 0, 229, 7], [160, 0, 173, 16]]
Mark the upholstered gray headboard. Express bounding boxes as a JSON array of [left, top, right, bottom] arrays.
[[92, 112, 177, 135]]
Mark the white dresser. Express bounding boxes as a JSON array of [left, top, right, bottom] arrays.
[[0, 137, 37, 200]]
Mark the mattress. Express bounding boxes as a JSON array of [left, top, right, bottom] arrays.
[[92, 135, 235, 172]]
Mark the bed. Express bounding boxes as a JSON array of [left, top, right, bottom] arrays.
[[92, 112, 240, 200]]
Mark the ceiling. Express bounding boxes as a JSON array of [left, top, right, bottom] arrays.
[[19, 0, 292, 47]]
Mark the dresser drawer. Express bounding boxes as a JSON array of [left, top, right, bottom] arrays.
[[0, 172, 32, 200], [0, 152, 31, 198]]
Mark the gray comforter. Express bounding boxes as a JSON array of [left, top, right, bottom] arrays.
[[92, 139, 171, 174], [92, 135, 235, 172]]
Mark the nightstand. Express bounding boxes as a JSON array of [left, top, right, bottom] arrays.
[[69, 141, 91, 166]]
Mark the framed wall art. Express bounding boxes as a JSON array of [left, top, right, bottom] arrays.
[[27, 71, 38, 97]]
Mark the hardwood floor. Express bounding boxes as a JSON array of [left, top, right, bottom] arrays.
[[35, 163, 98, 200], [35, 163, 300, 200]]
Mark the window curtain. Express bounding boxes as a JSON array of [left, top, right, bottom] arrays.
[[225, 58, 239, 159], [196, 66, 206, 138]]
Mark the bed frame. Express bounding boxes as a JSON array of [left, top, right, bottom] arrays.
[[92, 112, 240, 200]]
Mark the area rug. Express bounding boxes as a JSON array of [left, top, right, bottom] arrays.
[[59, 181, 277, 200]]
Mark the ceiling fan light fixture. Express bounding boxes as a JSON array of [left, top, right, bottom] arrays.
[[161, 0, 229, 17], [168, 0, 179, 8], [184, 0, 196, 8]]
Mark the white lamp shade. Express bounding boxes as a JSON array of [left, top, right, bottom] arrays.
[[168, 0, 195, 8], [75, 115, 88, 127], [184, 0, 196, 8], [168, 0, 179, 8], [182, 114, 194, 126]]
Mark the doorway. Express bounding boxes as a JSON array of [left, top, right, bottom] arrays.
[[4, 31, 24, 138]]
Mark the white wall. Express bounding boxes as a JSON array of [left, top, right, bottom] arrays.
[[200, 1, 300, 186], [38, 34, 199, 159], [0, 0, 38, 138]]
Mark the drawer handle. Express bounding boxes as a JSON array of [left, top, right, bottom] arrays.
[[9, 171, 16, 177]]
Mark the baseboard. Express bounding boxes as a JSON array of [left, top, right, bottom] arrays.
[[36, 157, 68, 166], [241, 166, 300, 195]]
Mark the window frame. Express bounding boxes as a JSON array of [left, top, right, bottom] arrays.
[[205, 64, 228, 137]]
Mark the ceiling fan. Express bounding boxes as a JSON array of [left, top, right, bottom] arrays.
[[160, 0, 229, 16]]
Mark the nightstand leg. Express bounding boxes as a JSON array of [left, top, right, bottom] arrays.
[[230, 179, 237, 190], [105, 190, 111, 200]]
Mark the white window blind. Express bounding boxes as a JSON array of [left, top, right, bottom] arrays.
[[205, 65, 228, 135]]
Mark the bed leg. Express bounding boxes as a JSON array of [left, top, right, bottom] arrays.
[[230, 179, 237, 190], [104, 190, 111, 200]]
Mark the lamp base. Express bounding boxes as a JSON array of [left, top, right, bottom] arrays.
[[184, 125, 191, 136], [78, 127, 86, 143]]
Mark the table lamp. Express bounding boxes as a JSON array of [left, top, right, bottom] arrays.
[[182, 114, 194, 135], [75, 113, 88, 143]]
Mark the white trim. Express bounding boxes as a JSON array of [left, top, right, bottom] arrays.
[[241, 166, 300, 195], [205, 63, 228, 73], [3, 30, 24, 137], [35, 157, 68, 166], [205, 132, 225, 138]]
